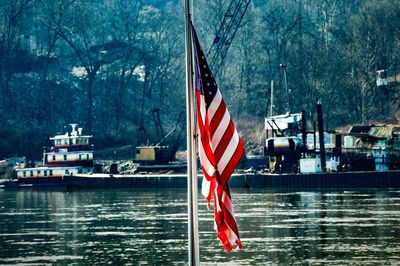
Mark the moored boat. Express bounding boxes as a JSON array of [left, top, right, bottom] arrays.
[[1, 124, 94, 190]]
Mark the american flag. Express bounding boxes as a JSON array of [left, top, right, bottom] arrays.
[[192, 24, 244, 252]]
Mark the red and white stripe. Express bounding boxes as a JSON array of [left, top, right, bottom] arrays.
[[196, 90, 244, 252]]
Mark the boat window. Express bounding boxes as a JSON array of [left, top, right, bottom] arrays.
[[37, 170, 41, 175], [23, 171, 26, 177], [55, 139, 61, 146], [30, 171, 33, 177], [49, 170, 53, 176], [52, 155, 56, 161], [64, 154, 67, 161], [87, 154, 90, 160], [79, 154, 82, 160], [62, 139, 68, 145], [44, 170, 47, 176]]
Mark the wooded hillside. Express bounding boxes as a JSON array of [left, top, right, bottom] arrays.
[[1, 0, 399, 159]]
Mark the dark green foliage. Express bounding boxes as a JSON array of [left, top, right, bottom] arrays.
[[0, 128, 47, 160]]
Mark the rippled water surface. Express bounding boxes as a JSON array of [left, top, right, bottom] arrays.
[[1, 188, 400, 265]]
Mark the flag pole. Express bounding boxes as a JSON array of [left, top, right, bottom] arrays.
[[184, 0, 200, 265]]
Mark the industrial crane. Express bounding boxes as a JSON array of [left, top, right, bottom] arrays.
[[207, 0, 251, 77], [134, 0, 251, 166]]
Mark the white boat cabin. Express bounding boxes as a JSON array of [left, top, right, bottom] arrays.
[[50, 124, 92, 148], [16, 166, 91, 178], [46, 152, 94, 164]]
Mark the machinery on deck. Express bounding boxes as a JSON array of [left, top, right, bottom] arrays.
[[134, 109, 184, 167]]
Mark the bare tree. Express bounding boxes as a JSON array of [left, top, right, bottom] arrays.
[[0, 0, 33, 124]]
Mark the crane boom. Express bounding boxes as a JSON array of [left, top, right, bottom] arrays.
[[207, 0, 251, 77], [151, 108, 165, 144]]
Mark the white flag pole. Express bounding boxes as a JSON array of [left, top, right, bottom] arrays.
[[184, 0, 200, 265]]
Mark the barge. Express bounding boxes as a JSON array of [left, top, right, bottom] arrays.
[[3, 170, 400, 191], [60, 171, 400, 190]]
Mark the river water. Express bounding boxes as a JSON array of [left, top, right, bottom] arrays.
[[1, 188, 400, 265]]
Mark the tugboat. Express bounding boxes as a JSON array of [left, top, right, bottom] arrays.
[[1, 124, 94, 189]]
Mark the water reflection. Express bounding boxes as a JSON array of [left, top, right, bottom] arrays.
[[1, 189, 400, 265]]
